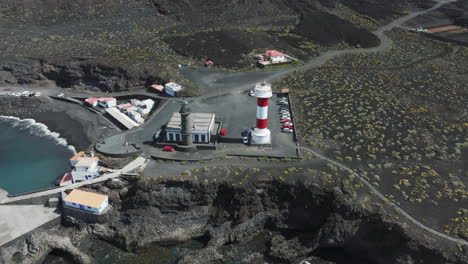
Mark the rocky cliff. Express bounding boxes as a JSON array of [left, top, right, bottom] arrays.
[[1, 177, 466, 264]]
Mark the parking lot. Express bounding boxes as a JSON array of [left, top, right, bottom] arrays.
[[97, 90, 299, 159]]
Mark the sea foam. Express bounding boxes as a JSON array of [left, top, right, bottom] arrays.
[[0, 115, 77, 153]]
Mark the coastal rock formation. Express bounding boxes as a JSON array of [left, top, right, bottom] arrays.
[[0, 178, 465, 264], [64, 178, 465, 264], [0, 229, 93, 264], [0, 60, 159, 93]]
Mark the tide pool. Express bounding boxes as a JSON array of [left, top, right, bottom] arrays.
[[0, 116, 75, 195]]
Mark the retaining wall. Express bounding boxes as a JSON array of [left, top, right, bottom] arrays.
[[62, 205, 111, 224]]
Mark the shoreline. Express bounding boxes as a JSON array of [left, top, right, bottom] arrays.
[[0, 94, 116, 151]]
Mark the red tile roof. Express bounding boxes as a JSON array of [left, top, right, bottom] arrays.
[[86, 97, 115, 104], [70, 151, 85, 161], [85, 98, 100, 104], [265, 50, 286, 57], [99, 97, 115, 102], [60, 173, 72, 185], [151, 84, 164, 91]]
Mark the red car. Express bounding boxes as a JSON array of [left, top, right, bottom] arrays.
[[282, 124, 294, 129], [280, 119, 291, 123], [163, 146, 175, 152]]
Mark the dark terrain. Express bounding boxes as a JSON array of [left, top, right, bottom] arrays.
[[0, 1, 467, 264], [1, 171, 466, 264], [0, 0, 443, 90]]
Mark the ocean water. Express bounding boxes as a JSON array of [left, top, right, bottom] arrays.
[[0, 116, 75, 195]]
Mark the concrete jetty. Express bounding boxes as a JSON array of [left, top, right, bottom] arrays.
[[0, 156, 147, 247]]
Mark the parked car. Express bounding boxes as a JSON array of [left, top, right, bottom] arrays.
[[280, 119, 291, 123], [241, 129, 249, 137], [163, 146, 175, 152], [282, 128, 293, 133], [249, 90, 255, 96], [283, 124, 294, 129], [243, 137, 249, 144], [57, 93, 64, 97], [154, 129, 163, 140], [34, 92, 41, 97]]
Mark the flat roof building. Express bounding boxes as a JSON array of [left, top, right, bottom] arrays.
[[166, 112, 215, 144], [165, 82, 183, 97], [63, 189, 110, 214]]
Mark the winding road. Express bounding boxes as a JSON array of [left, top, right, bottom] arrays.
[[181, 0, 456, 100]]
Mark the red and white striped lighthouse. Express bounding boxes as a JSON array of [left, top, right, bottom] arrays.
[[252, 81, 272, 144]]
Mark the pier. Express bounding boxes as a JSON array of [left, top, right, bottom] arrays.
[[0, 156, 147, 247]]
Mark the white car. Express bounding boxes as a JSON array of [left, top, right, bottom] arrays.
[[243, 137, 249, 144], [283, 128, 293, 133], [154, 129, 163, 140], [34, 92, 41, 97], [249, 90, 255, 96], [57, 93, 64, 97]]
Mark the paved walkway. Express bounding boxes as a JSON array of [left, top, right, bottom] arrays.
[[300, 147, 468, 246], [0, 205, 60, 247], [0, 156, 148, 204]]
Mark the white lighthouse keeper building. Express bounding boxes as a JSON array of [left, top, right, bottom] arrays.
[[252, 81, 273, 144]]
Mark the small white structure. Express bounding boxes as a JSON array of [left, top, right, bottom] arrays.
[[106, 107, 140, 130], [141, 99, 155, 114], [130, 99, 155, 114], [71, 157, 100, 182], [165, 82, 183, 97], [63, 189, 110, 214], [166, 112, 215, 144], [69, 151, 85, 167], [265, 50, 287, 63]]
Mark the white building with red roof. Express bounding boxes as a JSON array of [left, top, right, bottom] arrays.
[[265, 50, 287, 63], [85, 97, 116, 108]]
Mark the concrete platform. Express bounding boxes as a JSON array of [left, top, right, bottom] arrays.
[[0, 205, 60, 247]]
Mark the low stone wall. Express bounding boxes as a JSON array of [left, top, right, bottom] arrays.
[[62, 205, 111, 224], [5, 192, 61, 206]]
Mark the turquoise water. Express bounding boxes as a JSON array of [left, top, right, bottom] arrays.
[[0, 116, 75, 195]]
